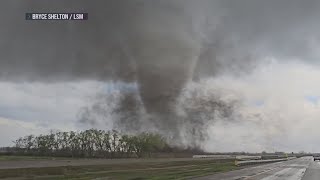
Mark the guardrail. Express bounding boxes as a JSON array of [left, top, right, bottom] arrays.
[[192, 155, 235, 159], [235, 157, 296, 166], [236, 155, 261, 160], [193, 155, 263, 160]]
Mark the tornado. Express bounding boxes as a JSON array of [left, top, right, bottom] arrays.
[[126, 2, 203, 132], [1, 0, 320, 146]]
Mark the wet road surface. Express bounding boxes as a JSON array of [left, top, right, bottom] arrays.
[[195, 156, 320, 180]]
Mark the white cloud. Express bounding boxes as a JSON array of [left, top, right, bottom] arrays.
[[0, 81, 105, 146], [198, 59, 320, 153], [0, 117, 48, 146]]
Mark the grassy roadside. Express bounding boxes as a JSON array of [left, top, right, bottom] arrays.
[[0, 159, 239, 179], [0, 155, 71, 161]]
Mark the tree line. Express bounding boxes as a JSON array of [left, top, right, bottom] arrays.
[[11, 129, 172, 158]]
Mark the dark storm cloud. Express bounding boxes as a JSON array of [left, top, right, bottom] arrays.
[[1, 0, 319, 81], [1, 0, 320, 146]]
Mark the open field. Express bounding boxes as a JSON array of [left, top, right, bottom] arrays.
[[0, 156, 239, 180], [0, 155, 72, 161]]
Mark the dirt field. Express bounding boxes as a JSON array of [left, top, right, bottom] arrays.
[[0, 157, 234, 169], [0, 156, 238, 179]]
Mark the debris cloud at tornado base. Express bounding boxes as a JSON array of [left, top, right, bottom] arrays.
[[1, 0, 320, 150]]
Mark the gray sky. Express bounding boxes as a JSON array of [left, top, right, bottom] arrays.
[[1, 0, 320, 152], [1, 61, 320, 152]]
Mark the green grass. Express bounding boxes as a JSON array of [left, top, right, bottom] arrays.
[[0, 155, 71, 161], [0, 159, 239, 179]]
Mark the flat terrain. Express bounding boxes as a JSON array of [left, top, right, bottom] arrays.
[[0, 156, 233, 169], [0, 156, 238, 179], [195, 156, 317, 180], [3, 156, 318, 180], [0, 155, 70, 161]]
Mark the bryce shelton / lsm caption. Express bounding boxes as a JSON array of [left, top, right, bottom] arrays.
[[25, 13, 88, 20]]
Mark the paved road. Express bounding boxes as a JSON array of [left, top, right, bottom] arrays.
[[195, 156, 320, 180]]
